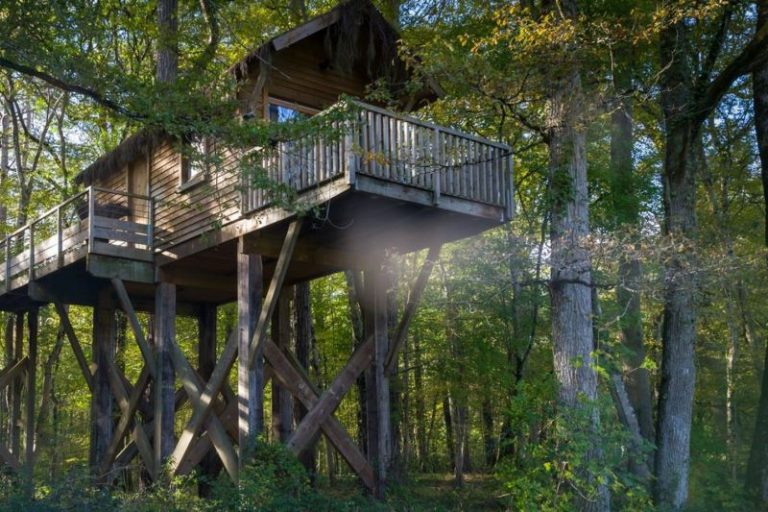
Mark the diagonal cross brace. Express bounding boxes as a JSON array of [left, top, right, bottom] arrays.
[[169, 220, 301, 474], [263, 338, 376, 491]]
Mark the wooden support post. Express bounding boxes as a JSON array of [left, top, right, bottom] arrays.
[[11, 313, 23, 457], [271, 292, 293, 443], [170, 220, 299, 477], [154, 282, 176, 471], [24, 308, 37, 481], [237, 237, 263, 454], [293, 282, 316, 476], [363, 264, 391, 497], [198, 303, 221, 494], [91, 288, 115, 481]]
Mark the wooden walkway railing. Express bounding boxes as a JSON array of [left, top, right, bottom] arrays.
[[241, 100, 513, 217], [0, 187, 154, 293]]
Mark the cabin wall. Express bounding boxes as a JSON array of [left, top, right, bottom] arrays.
[[150, 141, 241, 251]]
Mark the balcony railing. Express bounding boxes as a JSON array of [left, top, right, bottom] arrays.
[[241, 100, 513, 217], [0, 187, 154, 292]]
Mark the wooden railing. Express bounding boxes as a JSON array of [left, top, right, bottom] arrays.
[[241, 100, 513, 217], [0, 187, 154, 292]]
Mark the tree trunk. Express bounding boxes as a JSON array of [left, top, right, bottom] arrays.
[[745, 1, 768, 505], [156, 0, 178, 83], [544, 0, 609, 508], [610, 54, 653, 446], [414, 329, 427, 472], [443, 395, 454, 473], [481, 398, 496, 468], [654, 20, 699, 509]]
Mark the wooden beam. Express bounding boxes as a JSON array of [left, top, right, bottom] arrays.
[[384, 245, 441, 375], [111, 279, 155, 375], [24, 308, 37, 478], [284, 335, 373, 455], [264, 339, 375, 491], [271, 293, 293, 443], [90, 289, 115, 480], [197, 304, 221, 486], [153, 282, 176, 471], [0, 357, 28, 390], [169, 220, 300, 473], [53, 301, 94, 391], [99, 365, 153, 479], [106, 357, 155, 478], [238, 238, 263, 451], [166, 339, 240, 483], [364, 265, 391, 497]]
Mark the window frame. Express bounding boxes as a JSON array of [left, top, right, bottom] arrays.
[[179, 134, 212, 192], [264, 97, 320, 122]]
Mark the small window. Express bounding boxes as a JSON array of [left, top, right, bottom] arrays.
[[180, 135, 211, 188], [267, 98, 318, 123]]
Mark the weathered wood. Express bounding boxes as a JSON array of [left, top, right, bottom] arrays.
[[171, 221, 299, 477], [100, 365, 152, 478], [11, 313, 22, 456], [238, 238, 263, 450], [0, 356, 27, 391], [91, 241, 153, 262], [271, 293, 293, 443], [364, 265, 391, 497], [153, 282, 176, 470], [264, 339, 376, 491], [285, 334, 374, 455], [53, 301, 94, 391], [111, 279, 155, 373], [384, 245, 441, 375], [24, 308, 37, 477], [106, 358, 155, 478], [197, 304, 221, 493], [90, 289, 115, 480]]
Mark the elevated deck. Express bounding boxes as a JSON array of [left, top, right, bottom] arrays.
[[0, 101, 512, 312]]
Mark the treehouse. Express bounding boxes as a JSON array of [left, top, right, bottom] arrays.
[[0, 0, 513, 495]]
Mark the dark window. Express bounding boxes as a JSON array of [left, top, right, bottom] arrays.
[[181, 135, 211, 186]]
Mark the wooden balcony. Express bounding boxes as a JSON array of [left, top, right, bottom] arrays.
[[241, 100, 513, 221], [0, 187, 154, 299]]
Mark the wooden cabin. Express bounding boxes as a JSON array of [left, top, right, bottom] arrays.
[[0, 0, 513, 496]]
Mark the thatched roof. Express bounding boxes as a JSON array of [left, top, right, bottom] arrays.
[[74, 129, 168, 186]]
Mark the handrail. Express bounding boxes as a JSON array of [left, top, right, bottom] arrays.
[[0, 185, 156, 292], [346, 100, 512, 152]]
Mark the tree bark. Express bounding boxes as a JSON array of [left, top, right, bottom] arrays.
[[745, 1, 768, 505], [156, 0, 178, 83], [543, 0, 609, 508], [654, 19, 699, 509]]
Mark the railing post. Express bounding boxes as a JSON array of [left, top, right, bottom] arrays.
[[147, 197, 154, 253], [88, 186, 95, 251], [433, 127, 441, 205], [28, 223, 35, 280], [57, 205, 63, 267]]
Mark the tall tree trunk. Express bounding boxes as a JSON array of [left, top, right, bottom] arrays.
[[543, 0, 609, 509], [610, 50, 653, 446], [654, 19, 700, 509], [481, 398, 495, 468], [413, 329, 427, 471], [745, 1, 768, 505], [443, 395, 454, 473], [156, 0, 178, 83]]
